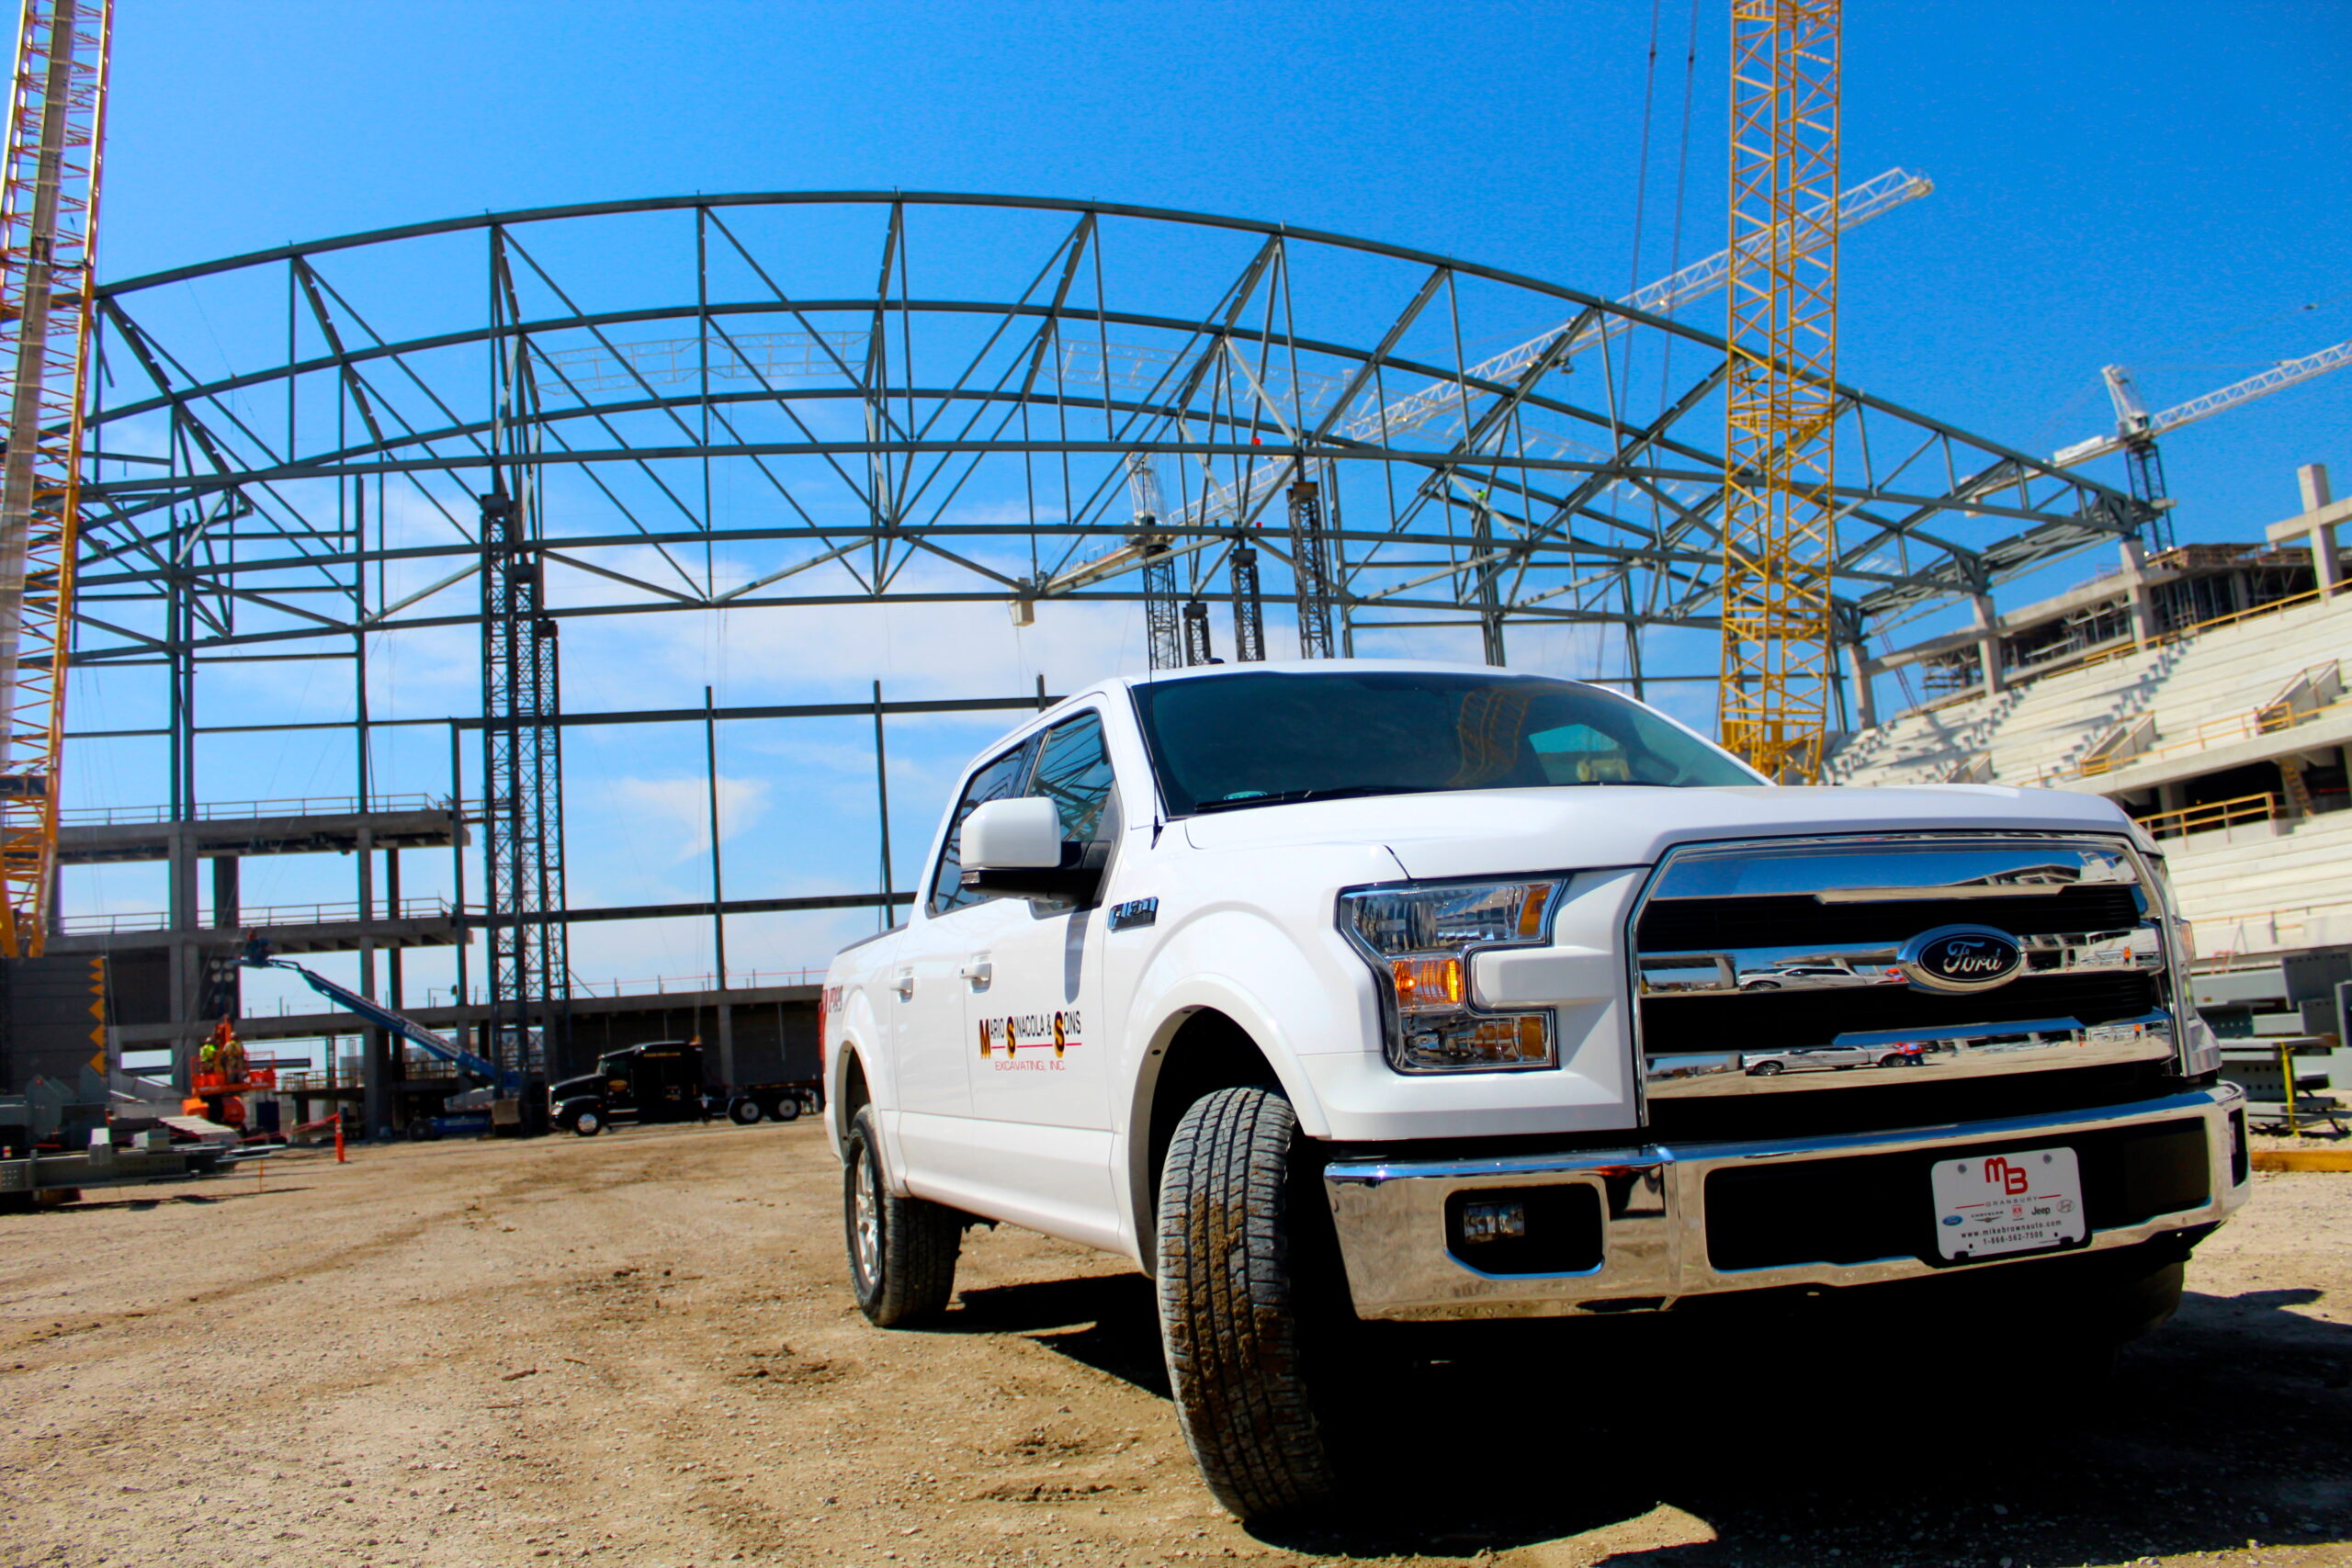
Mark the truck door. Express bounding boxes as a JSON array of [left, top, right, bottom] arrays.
[[890, 737, 1037, 1188], [954, 708, 1123, 1247]]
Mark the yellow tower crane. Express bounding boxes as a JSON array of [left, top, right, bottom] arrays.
[[0, 0, 110, 955], [1719, 0, 1839, 783]]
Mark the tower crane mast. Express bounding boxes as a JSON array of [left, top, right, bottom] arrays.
[[0, 0, 109, 957], [1718, 0, 1842, 783]]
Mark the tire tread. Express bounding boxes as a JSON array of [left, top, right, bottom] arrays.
[[1156, 1086, 1337, 1521]]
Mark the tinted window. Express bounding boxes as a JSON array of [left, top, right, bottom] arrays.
[[927, 739, 1038, 916], [1031, 711, 1118, 844], [1131, 670, 1755, 816]]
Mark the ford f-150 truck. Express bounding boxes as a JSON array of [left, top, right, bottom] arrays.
[[820, 660, 2248, 1520]]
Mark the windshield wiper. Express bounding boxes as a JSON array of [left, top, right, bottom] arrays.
[[1190, 784, 1433, 815]]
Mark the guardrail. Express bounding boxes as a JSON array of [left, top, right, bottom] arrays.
[[59, 793, 454, 828], [60, 895, 458, 935], [2049, 688, 2352, 784], [413, 967, 830, 1008], [2190, 894, 2352, 966], [2132, 792, 2281, 841]]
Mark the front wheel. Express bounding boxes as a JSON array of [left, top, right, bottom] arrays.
[[1747, 1060, 1785, 1077], [567, 1107, 603, 1137], [842, 1107, 961, 1326], [1156, 1086, 1344, 1523]]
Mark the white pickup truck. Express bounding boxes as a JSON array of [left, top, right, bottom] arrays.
[[820, 660, 2248, 1520]]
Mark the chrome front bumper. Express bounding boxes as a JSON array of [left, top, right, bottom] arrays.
[[1322, 1083, 2249, 1321]]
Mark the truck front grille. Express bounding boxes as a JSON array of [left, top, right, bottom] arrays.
[[1630, 833, 2183, 1105]]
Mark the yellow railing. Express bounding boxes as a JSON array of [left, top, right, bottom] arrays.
[[2050, 688, 2352, 784], [2134, 792, 2280, 840]]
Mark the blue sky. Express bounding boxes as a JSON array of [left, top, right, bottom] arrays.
[[80, 1, 2352, 1024]]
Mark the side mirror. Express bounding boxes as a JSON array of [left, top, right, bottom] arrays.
[[962, 796, 1063, 871], [960, 795, 1102, 905]]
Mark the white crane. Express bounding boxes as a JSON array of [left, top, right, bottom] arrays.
[[2049, 340, 2352, 549]]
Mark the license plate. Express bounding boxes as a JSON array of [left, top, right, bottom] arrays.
[[1929, 1145, 2086, 1260]]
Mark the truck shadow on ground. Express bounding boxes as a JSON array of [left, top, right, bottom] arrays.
[[958, 1275, 2352, 1564]]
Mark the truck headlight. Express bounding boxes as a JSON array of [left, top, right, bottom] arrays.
[[1339, 878, 1564, 1073]]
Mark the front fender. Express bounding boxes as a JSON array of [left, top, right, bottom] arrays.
[[1119, 905, 1382, 1140], [1111, 907, 1381, 1264]]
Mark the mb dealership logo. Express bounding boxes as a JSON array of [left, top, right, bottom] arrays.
[[1896, 924, 2026, 994]]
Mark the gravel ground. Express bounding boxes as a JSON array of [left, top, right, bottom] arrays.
[[2, 1120, 2347, 1568]]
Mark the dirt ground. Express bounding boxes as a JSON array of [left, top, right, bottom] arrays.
[[3, 1120, 2348, 1568]]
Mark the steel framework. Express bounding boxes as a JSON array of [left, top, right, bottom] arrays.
[[0, 0, 107, 955], [56, 194, 2154, 955]]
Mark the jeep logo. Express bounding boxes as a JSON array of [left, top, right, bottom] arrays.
[[1897, 924, 2026, 994]]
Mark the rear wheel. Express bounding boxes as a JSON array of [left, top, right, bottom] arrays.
[[1748, 1060, 1785, 1077], [1156, 1085, 1344, 1523], [842, 1107, 960, 1326], [729, 1098, 763, 1126], [773, 1097, 801, 1123]]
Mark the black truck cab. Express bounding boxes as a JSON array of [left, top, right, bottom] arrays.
[[549, 1042, 709, 1137]]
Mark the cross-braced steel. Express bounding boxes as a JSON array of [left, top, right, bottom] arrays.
[[1719, 0, 1841, 784], [0, 0, 107, 955], [480, 489, 567, 1086], [1286, 479, 1337, 659]]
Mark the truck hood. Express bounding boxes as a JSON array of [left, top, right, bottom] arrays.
[[1181, 784, 2142, 880]]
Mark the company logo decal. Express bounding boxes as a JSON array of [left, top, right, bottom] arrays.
[[976, 1009, 1084, 1070], [1896, 924, 2026, 994], [1109, 897, 1159, 931]]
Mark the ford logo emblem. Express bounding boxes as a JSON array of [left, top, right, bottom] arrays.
[[1896, 924, 2026, 994]]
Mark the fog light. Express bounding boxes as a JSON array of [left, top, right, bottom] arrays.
[[1459, 1199, 1527, 1244]]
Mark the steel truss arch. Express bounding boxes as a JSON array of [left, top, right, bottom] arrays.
[[76, 191, 2144, 678]]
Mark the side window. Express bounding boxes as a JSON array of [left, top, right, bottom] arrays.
[[1030, 711, 1118, 845], [927, 739, 1037, 917]]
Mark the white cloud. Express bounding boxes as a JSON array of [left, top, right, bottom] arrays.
[[606, 773, 770, 863]]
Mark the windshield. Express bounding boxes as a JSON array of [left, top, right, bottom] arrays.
[[1130, 669, 1758, 816]]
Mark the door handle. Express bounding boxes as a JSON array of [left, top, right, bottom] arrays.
[[959, 959, 993, 987], [890, 970, 915, 998]]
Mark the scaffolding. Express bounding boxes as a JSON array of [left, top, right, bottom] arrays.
[[1286, 479, 1338, 659]]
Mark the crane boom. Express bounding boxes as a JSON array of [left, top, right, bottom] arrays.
[[2051, 340, 2352, 469], [0, 0, 108, 957], [248, 955, 515, 1090]]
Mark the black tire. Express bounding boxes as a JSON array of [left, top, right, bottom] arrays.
[[1876, 1054, 1908, 1069], [1155, 1086, 1342, 1523], [1748, 1060, 1785, 1077], [842, 1107, 960, 1326], [773, 1097, 801, 1123], [729, 1098, 763, 1126], [567, 1107, 603, 1137]]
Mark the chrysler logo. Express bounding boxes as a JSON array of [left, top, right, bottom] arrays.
[[1897, 924, 2026, 994]]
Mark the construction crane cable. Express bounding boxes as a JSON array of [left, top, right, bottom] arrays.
[[1620, 0, 1668, 409], [1656, 0, 1705, 416]]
